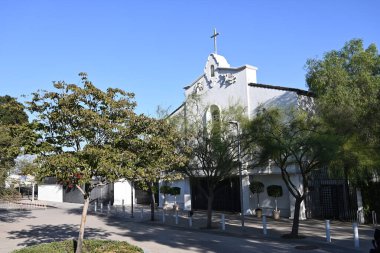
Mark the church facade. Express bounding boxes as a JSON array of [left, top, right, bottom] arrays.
[[161, 53, 315, 219]]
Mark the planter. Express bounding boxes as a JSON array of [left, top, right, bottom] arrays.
[[255, 208, 262, 218], [273, 210, 280, 220]]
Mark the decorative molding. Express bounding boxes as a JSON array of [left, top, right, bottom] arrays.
[[222, 73, 236, 85], [193, 81, 204, 94]]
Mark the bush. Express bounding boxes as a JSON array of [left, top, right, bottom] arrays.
[[250, 181, 264, 209], [267, 185, 283, 198], [0, 187, 21, 202], [170, 186, 181, 196], [159, 185, 171, 195], [12, 239, 143, 253], [249, 181, 264, 194]]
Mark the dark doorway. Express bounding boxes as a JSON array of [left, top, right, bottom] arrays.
[[190, 176, 240, 212]]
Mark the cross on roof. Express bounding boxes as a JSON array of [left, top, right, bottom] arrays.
[[210, 28, 219, 54]]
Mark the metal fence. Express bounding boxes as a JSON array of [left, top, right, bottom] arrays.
[[305, 178, 358, 221]]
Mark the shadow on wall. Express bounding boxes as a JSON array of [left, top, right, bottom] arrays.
[[7, 224, 111, 247], [258, 92, 298, 112]]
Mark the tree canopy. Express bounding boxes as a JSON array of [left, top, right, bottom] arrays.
[[246, 107, 339, 237], [0, 96, 30, 188], [124, 115, 187, 221], [0, 95, 28, 125], [27, 73, 140, 253], [174, 95, 247, 228], [306, 39, 380, 183]]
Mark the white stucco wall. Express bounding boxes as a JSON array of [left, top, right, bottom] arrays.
[[113, 180, 135, 206], [159, 179, 191, 209], [184, 54, 256, 118], [38, 184, 63, 202], [288, 174, 306, 220], [248, 88, 298, 117]]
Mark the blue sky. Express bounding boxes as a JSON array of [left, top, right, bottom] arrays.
[[1, 1, 379, 115]]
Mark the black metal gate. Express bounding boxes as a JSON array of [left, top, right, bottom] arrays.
[[190, 176, 240, 212], [306, 178, 358, 221]]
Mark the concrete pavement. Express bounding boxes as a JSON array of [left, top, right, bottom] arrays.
[[0, 200, 377, 253]]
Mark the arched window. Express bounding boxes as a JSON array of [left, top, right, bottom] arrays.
[[211, 65, 215, 77], [210, 105, 220, 136]]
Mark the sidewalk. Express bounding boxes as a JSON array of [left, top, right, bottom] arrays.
[[1, 201, 377, 253], [86, 203, 376, 252]]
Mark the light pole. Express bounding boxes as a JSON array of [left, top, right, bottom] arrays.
[[229, 120, 244, 229]]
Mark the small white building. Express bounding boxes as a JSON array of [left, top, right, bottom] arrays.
[[161, 52, 313, 219]]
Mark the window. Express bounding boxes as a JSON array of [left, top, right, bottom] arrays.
[[211, 65, 215, 77], [210, 105, 220, 136]]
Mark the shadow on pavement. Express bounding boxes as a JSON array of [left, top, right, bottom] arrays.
[[0, 209, 36, 223], [99, 215, 322, 253], [7, 224, 111, 247], [61, 207, 372, 253]]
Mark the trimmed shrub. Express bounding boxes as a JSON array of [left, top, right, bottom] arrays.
[[159, 185, 171, 195], [12, 239, 143, 253], [249, 181, 264, 208], [267, 185, 283, 198], [170, 187, 181, 196]]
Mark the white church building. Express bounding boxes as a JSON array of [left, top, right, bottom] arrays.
[[160, 51, 315, 219], [38, 31, 361, 221]]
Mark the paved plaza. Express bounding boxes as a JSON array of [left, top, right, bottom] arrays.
[[0, 200, 377, 253]]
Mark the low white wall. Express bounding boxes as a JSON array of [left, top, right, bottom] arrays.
[[38, 184, 63, 202], [113, 180, 134, 205]]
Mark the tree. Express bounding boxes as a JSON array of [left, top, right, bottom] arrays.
[[267, 185, 283, 212], [0, 95, 28, 125], [306, 39, 380, 183], [249, 181, 264, 209], [27, 73, 140, 253], [159, 185, 171, 206], [247, 107, 339, 237], [124, 115, 186, 221], [175, 95, 247, 228], [0, 96, 30, 189]]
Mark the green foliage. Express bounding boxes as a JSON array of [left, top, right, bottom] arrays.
[[27, 73, 139, 193], [173, 95, 248, 228], [0, 96, 31, 188], [0, 187, 21, 201], [249, 181, 264, 195], [12, 239, 143, 253], [306, 39, 380, 181], [127, 114, 187, 221], [170, 186, 181, 196], [159, 185, 172, 195], [247, 107, 339, 198], [128, 115, 186, 190], [26, 73, 142, 252], [267, 185, 283, 198], [246, 107, 339, 235], [0, 95, 28, 125]]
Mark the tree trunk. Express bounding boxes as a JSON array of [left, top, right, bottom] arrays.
[[291, 197, 302, 237], [149, 182, 155, 221], [206, 188, 214, 229], [275, 198, 278, 212], [76, 195, 90, 253], [257, 193, 260, 207]]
